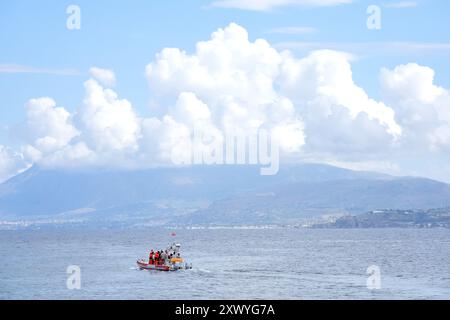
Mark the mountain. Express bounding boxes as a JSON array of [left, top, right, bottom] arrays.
[[1, 163, 450, 225], [178, 175, 450, 225]]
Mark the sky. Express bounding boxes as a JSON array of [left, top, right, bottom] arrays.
[[0, 0, 450, 182]]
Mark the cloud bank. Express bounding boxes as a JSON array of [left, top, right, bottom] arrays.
[[1, 23, 450, 182]]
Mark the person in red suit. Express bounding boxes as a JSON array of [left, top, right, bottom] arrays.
[[148, 249, 154, 265]]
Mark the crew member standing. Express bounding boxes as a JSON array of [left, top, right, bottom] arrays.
[[149, 249, 154, 265]]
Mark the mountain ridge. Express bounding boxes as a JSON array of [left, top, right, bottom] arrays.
[[1, 163, 450, 225]]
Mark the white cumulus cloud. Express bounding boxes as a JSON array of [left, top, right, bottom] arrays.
[[381, 63, 450, 152], [21, 97, 79, 161], [4, 23, 450, 181], [76, 79, 141, 154], [89, 67, 116, 87], [147, 24, 401, 161], [279, 49, 402, 159], [146, 23, 306, 154]]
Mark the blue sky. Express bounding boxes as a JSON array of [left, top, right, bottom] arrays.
[[1, 1, 449, 128], [0, 0, 450, 182]]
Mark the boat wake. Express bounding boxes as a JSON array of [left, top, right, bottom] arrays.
[[188, 268, 212, 274]]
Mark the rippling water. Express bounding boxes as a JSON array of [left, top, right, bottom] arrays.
[[1, 228, 449, 299]]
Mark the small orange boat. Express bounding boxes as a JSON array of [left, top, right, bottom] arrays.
[[137, 243, 192, 272], [136, 259, 172, 271]]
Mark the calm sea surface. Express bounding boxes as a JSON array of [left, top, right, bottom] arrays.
[[0, 228, 449, 299]]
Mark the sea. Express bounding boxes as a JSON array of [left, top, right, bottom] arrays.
[[0, 227, 449, 299]]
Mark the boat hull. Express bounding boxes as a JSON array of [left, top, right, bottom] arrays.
[[137, 260, 171, 271]]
